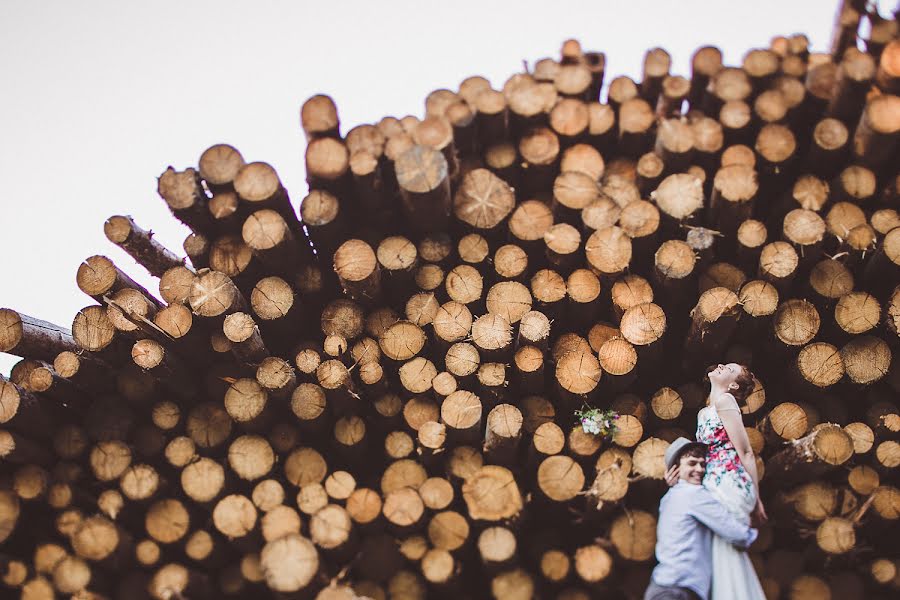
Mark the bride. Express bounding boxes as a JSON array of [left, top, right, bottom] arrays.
[[697, 362, 767, 599]]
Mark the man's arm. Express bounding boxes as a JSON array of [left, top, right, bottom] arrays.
[[687, 488, 758, 548]]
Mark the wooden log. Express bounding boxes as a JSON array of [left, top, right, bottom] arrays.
[[189, 269, 247, 321], [507, 200, 553, 257], [555, 62, 593, 102], [827, 48, 876, 124], [300, 95, 340, 142], [617, 98, 655, 158], [654, 239, 697, 312], [222, 312, 268, 365], [76, 255, 157, 307], [610, 274, 654, 322], [683, 287, 741, 367], [755, 123, 797, 196], [483, 142, 519, 190], [735, 219, 768, 273], [852, 94, 900, 170], [753, 89, 788, 132], [105, 287, 157, 338], [198, 143, 245, 193], [863, 227, 900, 298], [258, 533, 320, 594], [804, 118, 849, 178], [841, 335, 892, 385], [206, 189, 241, 233], [758, 241, 799, 294], [655, 118, 694, 173], [710, 164, 757, 237], [652, 173, 704, 234], [413, 116, 458, 180], [875, 38, 900, 92], [0, 309, 77, 361], [617, 302, 666, 373], [805, 58, 838, 124], [552, 170, 598, 227], [767, 424, 854, 484], [743, 47, 780, 94], [241, 209, 306, 273], [833, 291, 880, 340], [445, 264, 484, 309], [103, 216, 183, 277], [158, 265, 196, 307], [634, 151, 663, 197], [157, 167, 212, 234], [719, 100, 753, 144], [549, 98, 590, 148], [760, 402, 809, 445], [181, 457, 225, 505], [474, 88, 508, 149], [483, 404, 522, 466], [0, 428, 53, 465], [517, 126, 560, 195], [689, 46, 723, 108], [607, 75, 637, 114], [493, 243, 529, 283], [299, 190, 345, 260], [704, 67, 752, 116], [305, 136, 350, 197], [26, 363, 88, 409], [583, 225, 631, 281], [0, 376, 57, 435], [782, 209, 826, 266], [394, 145, 452, 234], [656, 75, 690, 118], [206, 233, 262, 292]]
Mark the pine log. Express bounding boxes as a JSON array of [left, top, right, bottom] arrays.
[[0, 309, 77, 361], [767, 424, 854, 484], [103, 215, 184, 277], [76, 255, 158, 308], [199, 143, 245, 192], [157, 167, 212, 234], [852, 94, 900, 169], [394, 145, 452, 233]]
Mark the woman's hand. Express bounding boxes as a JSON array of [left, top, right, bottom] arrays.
[[752, 498, 768, 525], [664, 464, 679, 487]]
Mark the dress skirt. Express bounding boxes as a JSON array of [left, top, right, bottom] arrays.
[[706, 475, 766, 600]]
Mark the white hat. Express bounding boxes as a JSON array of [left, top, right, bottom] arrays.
[[664, 437, 707, 471]]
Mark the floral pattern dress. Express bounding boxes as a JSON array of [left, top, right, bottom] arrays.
[[696, 404, 756, 517], [696, 402, 766, 600]]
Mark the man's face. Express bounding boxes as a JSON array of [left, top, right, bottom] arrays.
[[678, 454, 706, 485]]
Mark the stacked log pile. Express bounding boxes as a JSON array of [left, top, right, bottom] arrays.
[[2, 3, 900, 599]]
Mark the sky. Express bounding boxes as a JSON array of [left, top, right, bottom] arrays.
[[0, 1, 853, 374]]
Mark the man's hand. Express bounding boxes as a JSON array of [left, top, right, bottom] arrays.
[[664, 464, 679, 487], [752, 498, 768, 525]]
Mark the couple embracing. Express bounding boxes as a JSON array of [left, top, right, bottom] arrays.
[[645, 363, 768, 600]]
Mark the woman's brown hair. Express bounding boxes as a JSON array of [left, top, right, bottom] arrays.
[[706, 364, 755, 407], [731, 365, 755, 406]]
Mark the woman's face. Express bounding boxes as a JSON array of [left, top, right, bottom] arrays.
[[708, 363, 742, 389]]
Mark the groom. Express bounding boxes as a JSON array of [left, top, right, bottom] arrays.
[[644, 437, 758, 600]]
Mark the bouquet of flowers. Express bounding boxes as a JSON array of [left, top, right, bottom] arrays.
[[574, 404, 619, 439]]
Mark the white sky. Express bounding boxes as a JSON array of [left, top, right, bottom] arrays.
[[0, 0, 844, 374]]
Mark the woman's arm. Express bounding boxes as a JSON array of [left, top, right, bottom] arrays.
[[714, 393, 767, 522]]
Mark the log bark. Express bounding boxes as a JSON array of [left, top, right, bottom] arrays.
[[394, 145, 452, 234], [0, 309, 77, 361], [767, 424, 854, 484], [157, 167, 212, 234], [103, 216, 184, 277]]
